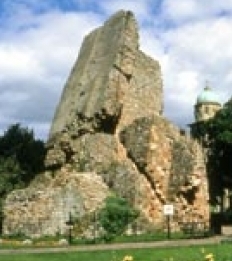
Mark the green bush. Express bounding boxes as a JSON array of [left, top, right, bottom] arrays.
[[98, 195, 139, 241]]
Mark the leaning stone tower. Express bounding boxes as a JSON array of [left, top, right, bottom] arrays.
[[3, 10, 210, 237]]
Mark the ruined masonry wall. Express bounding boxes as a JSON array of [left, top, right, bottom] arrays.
[[3, 10, 209, 237]]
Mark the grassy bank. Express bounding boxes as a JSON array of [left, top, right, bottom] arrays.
[[0, 243, 231, 261]]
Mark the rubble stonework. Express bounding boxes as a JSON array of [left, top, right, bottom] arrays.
[[3, 10, 209, 237], [4, 170, 108, 237]]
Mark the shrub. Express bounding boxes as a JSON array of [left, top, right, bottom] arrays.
[[98, 195, 139, 241]]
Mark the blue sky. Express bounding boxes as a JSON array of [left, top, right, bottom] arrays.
[[1, 0, 232, 140]]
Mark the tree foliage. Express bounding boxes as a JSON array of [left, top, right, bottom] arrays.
[[0, 124, 45, 177], [207, 100, 232, 143], [0, 123, 46, 231], [196, 99, 232, 204], [206, 100, 232, 171]]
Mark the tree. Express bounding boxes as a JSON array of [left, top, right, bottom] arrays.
[[199, 99, 232, 205], [0, 123, 45, 180], [0, 123, 46, 231]]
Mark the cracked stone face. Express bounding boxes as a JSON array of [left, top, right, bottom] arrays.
[[3, 10, 209, 237]]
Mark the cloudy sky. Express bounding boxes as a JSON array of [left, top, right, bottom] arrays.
[[1, 0, 232, 140]]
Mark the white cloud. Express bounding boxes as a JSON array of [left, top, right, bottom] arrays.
[[0, 44, 44, 80], [168, 70, 199, 101], [0, 8, 103, 140], [164, 17, 232, 63], [161, 0, 232, 23], [99, 0, 153, 21], [1, 0, 232, 139], [161, 0, 200, 21], [148, 14, 232, 128]]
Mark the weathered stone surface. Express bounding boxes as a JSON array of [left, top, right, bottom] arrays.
[[120, 115, 209, 227], [48, 10, 162, 141], [3, 10, 209, 237], [3, 170, 108, 237]]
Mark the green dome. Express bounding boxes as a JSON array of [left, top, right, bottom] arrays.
[[196, 86, 220, 105]]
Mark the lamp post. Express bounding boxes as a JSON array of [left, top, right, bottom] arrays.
[[66, 212, 74, 245]]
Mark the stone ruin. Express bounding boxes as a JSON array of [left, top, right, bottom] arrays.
[[3, 10, 210, 237]]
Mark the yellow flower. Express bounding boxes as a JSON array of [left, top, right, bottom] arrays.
[[205, 253, 214, 261], [122, 255, 133, 261]]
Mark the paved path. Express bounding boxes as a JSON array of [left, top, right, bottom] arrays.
[[0, 236, 225, 255]]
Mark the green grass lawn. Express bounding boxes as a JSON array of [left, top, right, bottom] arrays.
[[0, 243, 232, 261]]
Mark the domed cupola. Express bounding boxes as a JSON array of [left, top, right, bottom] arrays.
[[196, 86, 221, 105], [194, 84, 221, 122]]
